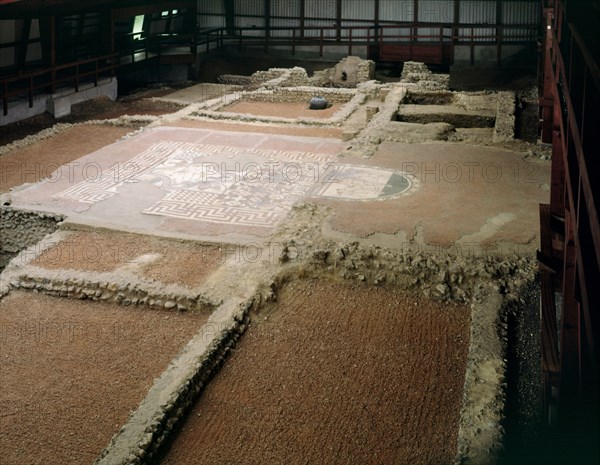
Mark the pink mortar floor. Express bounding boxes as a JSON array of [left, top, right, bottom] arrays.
[[7, 127, 550, 251]]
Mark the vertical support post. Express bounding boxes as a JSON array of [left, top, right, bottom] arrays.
[[75, 63, 79, 92], [496, 0, 502, 66], [336, 0, 342, 42], [300, 0, 306, 39], [3, 81, 8, 116], [320, 28, 323, 57], [559, 209, 582, 426], [224, 0, 235, 35], [373, 0, 379, 60], [28, 75, 33, 108], [470, 27, 474, 65], [17, 19, 32, 71], [348, 27, 352, 56], [50, 16, 57, 93], [541, 7, 555, 143], [413, 0, 418, 61], [452, 0, 459, 65], [550, 128, 565, 216], [264, 0, 271, 41]]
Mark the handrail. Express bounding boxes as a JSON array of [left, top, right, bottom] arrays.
[[550, 22, 600, 267], [568, 23, 600, 93], [1, 53, 118, 116], [540, 0, 600, 420]]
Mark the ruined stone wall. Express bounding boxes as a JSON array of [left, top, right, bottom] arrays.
[[96, 305, 250, 465], [250, 67, 311, 88], [0, 208, 63, 255], [309, 57, 375, 88], [242, 86, 355, 104], [401, 61, 450, 90], [493, 91, 516, 142]]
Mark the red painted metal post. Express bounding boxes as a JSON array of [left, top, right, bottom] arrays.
[[348, 28, 352, 56], [559, 210, 583, 420], [320, 28, 323, 57], [541, 8, 555, 143], [28, 76, 33, 108], [470, 27, 474, 65], [2, 81, 7, 116]]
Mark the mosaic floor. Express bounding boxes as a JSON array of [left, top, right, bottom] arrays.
[[9, 127, 414, 240]]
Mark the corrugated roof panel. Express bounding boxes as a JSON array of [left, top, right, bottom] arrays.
[[199, 15, 225, 29], [341, 0, 375, 21], [379, 0, 414, 22], [198, 0, 224, 15], [270, 17, 300, 37], [235, 15, 265, 34], [270, 0, 300, 18], [418, 0, 454, 23], [458, 26, 495, 41], [502, 1, 540, 25], [340, 20, 371, 38], [235, 0, 262, 16], [303, 19, 338, 37], [459, 1, 496, 24], [305, 0, 336, 19], [380, 26, 412, 42]]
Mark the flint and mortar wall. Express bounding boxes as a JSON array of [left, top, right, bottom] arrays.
[[0, 208, 63, 255]]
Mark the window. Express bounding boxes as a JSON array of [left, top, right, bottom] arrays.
[[132, 15, 144, 40]]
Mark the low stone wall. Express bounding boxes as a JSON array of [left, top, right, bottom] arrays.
[[10, 272, 214, 312], [190, 87, 364, 127], [254, 67, 311, 88], [94, 298, 253, 465], [0, 208, 63, 255], [345, 85, 408, 158], [0, 231, 217, 311], [242, 86, 355, 104], [401, 61, 450, 90]]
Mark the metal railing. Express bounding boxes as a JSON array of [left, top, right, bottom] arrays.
[[1, 53, 118, 116], [201, 22, 540, 59], [539, 0, 600, 429]]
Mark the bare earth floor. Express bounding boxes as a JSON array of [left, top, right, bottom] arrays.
[[0, 292, 207, 465], [159, 279, 470, 465], [33, 230, 224, 288], [0, 124, 131, 193]]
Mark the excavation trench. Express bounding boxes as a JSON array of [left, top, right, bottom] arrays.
[[0, 225, 539, 465], [396, 90, 497, 128]]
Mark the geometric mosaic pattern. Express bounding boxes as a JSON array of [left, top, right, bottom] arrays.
[[54, 140, 334, 228], [53, 136, 412, 229]]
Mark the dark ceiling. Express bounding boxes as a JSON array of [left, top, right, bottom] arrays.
[[0, 0, 185, 17]]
